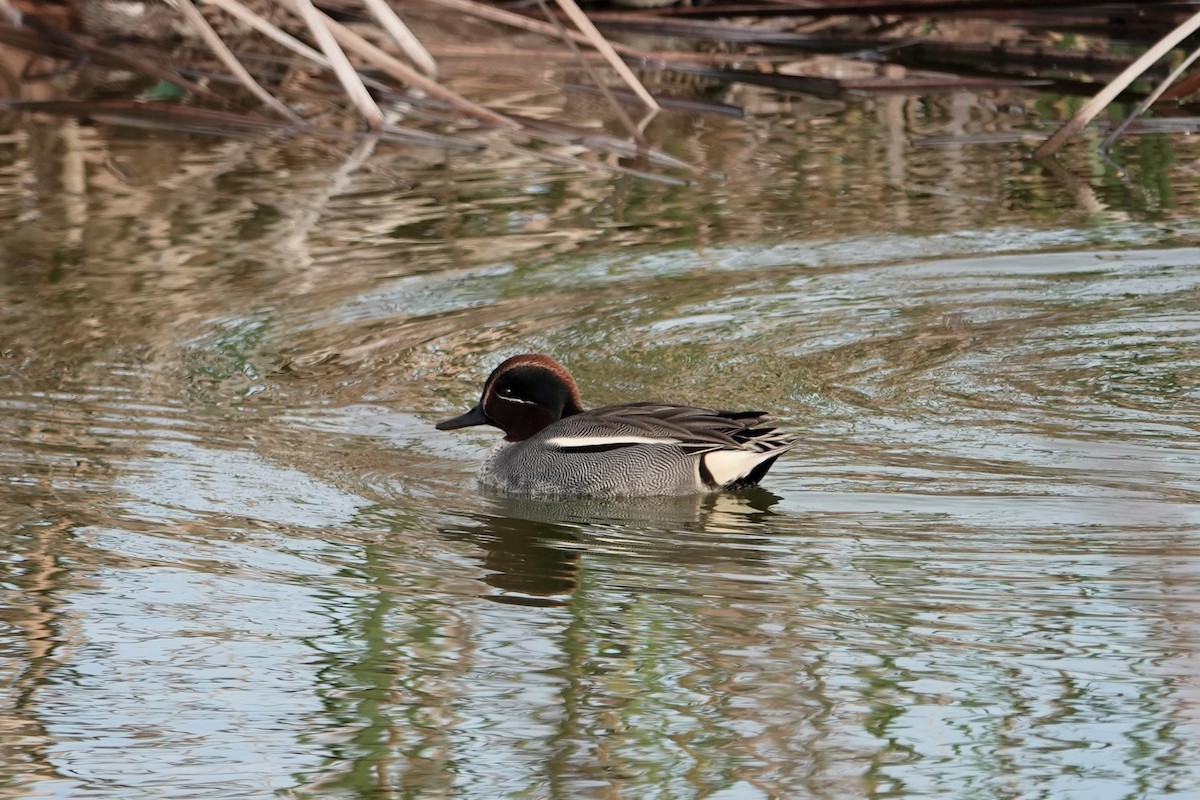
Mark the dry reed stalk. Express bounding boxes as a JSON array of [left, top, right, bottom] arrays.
[[360, 0, 438, 78], [319, 12, 519, 129], [1034, 9, 1200, 157], [200, 0, 330, 67], [552, 0, 660, 110], [287, 0, 385, 129], [197, 0, 417, 106], [533, 0, 643, 140], [1101, 43, 1200, 151], [177, 0, 303, 122], [412, 0, 647, 58]]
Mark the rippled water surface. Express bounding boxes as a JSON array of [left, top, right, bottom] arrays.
[[3, 84, 1200, 799]]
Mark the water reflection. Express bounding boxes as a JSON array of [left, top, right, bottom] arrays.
[[0, 516, 84, 798], [438, 490, 785, 606], [442, 505, 582, 605], [3, 76, 1200, 799]]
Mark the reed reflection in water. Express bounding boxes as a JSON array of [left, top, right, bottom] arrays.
[[1, 83, 1200, 798]]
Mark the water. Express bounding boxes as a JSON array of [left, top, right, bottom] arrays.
[[2, 84, 1200, 799]]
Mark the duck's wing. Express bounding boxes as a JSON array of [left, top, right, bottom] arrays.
[[541, 403, 801, 488], [540, 402, 801, 491], [541, 403, 758, 448]]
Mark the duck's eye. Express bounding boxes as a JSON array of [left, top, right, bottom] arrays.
[[497, 386, 516, 398]]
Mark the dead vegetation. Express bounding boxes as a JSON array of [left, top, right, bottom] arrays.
[[3, 0, 1200, 180]]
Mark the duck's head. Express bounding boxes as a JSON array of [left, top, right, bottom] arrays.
[[436, 353, 585, 441]]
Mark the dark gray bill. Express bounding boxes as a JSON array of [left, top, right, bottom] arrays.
[[435, 404, 489, 430]]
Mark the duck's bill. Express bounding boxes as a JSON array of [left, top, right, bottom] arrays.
[[435, 404, 488, 430]]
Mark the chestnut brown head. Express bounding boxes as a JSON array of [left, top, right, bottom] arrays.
[[435, 354, 585, 441]]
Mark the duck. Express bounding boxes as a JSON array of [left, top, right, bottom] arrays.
[[436, 353, 801, 497]]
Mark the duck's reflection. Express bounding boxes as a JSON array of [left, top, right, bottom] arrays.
[[467, 510, 580, 606], [442, 489, 782, 606]]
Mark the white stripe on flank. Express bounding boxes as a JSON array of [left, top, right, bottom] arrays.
[[702, 449, 776, 486], [545, 434, 672, 448]]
